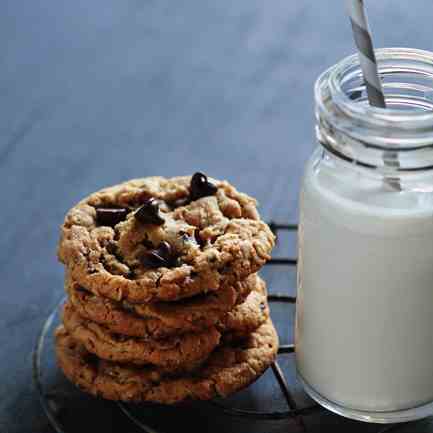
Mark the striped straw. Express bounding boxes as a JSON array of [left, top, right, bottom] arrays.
[[346, 0, 386, 108], [346, 0, 401, 190]]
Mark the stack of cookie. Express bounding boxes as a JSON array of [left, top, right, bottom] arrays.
[[56, 173, 278, 404]]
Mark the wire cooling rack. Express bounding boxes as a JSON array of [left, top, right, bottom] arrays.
[[33, 222, 404, 433]]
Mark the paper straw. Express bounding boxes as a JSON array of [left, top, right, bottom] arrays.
[[346, 0, 401, 189], [346, 0, 386, 108]]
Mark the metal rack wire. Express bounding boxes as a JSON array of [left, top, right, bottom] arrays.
[[33, 222, 401, 433]]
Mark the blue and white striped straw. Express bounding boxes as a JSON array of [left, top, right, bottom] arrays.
[[346, 0, 401, 189]]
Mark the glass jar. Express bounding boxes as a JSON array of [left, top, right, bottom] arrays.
[[295, 48, 433, 423]]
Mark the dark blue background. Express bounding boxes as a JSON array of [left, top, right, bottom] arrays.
[[2, 1, 433, 432]]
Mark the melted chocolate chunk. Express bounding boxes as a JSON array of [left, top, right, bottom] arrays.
[[135, 198, 165, 226], [96, 207, 129, 227], [141, 238, 155, 249], [194, 228, 206, 248], [190, 172, 218, 201], [140, 241, 179, 268]]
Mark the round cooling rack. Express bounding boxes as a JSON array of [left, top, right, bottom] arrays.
[[33, 223, 424, 433]]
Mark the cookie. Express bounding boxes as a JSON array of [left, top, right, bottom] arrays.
[[55, 318, 279, 403], [61, 303, 221, 373], [66, 273, 258, 339], [58, 175, 275, 303], [218, 280, 269, 335]]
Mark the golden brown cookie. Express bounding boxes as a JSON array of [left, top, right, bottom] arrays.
[[58, 175, 275, 303], [55, 318, 279, 403], [218, 280, 269, 335], [66, 273, 260, 339], [61, 303, 221, 373]]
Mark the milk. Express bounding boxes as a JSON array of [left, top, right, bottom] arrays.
[[296, 151, 433, 413]]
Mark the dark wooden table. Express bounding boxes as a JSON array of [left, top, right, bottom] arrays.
[[2, 1, 433, 432]]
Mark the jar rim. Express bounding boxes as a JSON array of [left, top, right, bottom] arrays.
[[316, 48, 433, 135]]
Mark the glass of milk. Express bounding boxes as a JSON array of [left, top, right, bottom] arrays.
[[296, 48, 433, 423]]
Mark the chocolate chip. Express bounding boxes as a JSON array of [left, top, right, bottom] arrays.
[[140, 241, 178, 268], [190, 172, 218, 201], [96, 207, 128, 227], [141, 238, 155, 249], [194, 228, 206, 248], [260, 302, 266, 312], [140, 251, 166, 268], [135, 198, 165, 226]]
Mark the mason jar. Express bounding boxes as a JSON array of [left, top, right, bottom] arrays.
[[295, 48, 433, 423]]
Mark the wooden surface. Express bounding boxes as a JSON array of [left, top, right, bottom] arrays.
[[2, 1, 433, 432]]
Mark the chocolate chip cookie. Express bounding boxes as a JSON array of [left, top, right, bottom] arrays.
[[58, 175, 275, 303], [66, 273, 256, 339], [61, 302, 221, 373], [218, 279, 269, 335], [55, 318, 278, 403]]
